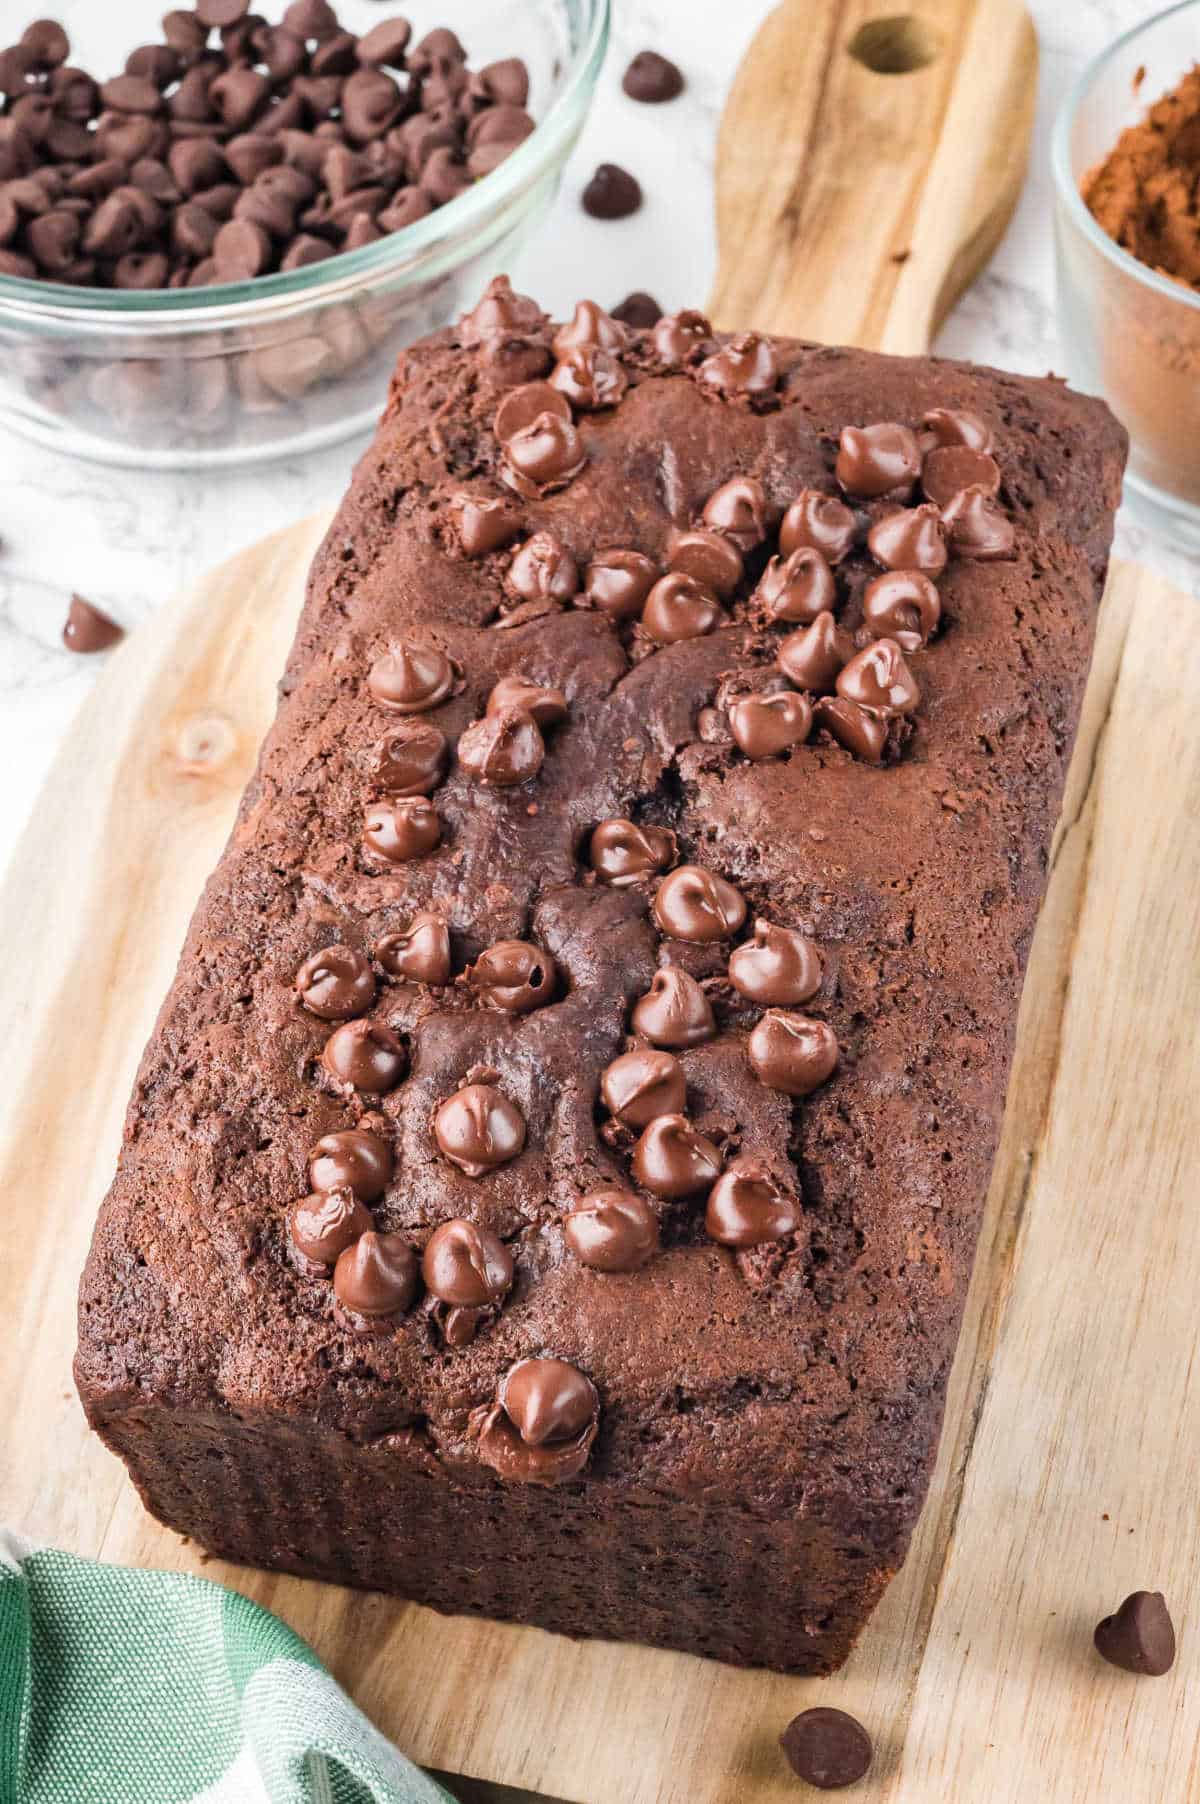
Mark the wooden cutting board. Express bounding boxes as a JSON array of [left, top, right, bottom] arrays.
[[3, 3, 1198, 1800]]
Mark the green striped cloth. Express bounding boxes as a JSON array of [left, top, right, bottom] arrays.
[[0, 1531, 453, 1804]]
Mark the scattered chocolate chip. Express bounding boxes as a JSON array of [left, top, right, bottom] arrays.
[[322, 1018, 407, 1095], [622, 50, 684, 103], [589, 817, 677, 887], [748, 1010, 839, 1095], [780, 1707, 873, 1790], [565, 1189, 660, 1271], [600, 1047, 687, 1127], [1094, 1591, 1176, 1676], [837, 421, 922, 499], [727, 690, 813, 760], [368, 721, 448, 796], [465, 939, 556, 1012], [922, 444, 1000, 510], [941, 484, 1015, 559], [921, 406, 994, 454], [585, 548, 659, 620], [289, 1185, 373, 1268], [422, 1218, 513, 1308], [862, 570, 941, 651], [295, 944, 376, 1020], [816, 695, 888, 762], [457, 706, 545, 786], [476, 1357, 598, 1484], [632, 1112, 722, 1199], [362, 796, 442, 862], [375, 912, 451, 985], [707, 1156, 801, 1247], [62, 593, 123, 653], [611, 290, 661, 328], [309, 1127, 394, 1199], [582, 161, 642, 219], [729, 921, 822, 1007], [653, 864, 746, 943], [434, 1082, 525, 1176], [641, 571, 723, 644], [752, 548, 836, 626], [367, 641, 454, 713], [697, 332, 778, 400], [630, 966, 715, 1048], [867, 503, 947, 576], [506, 531, 578, 604], [334, 1229, 418, 1320], [837, 638, 920, 716]]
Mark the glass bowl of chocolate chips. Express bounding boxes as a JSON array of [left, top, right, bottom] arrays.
[[0, 0, 609, 467]]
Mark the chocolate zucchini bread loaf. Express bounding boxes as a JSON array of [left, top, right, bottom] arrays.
[[75, 281, 1126, 1674]]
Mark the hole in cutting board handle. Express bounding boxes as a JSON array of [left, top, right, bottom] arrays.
[[847, 15, 942, 74]]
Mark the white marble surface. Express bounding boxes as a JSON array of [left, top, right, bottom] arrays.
[[0, 0, 1188, 869]]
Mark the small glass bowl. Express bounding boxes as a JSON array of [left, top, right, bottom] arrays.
[[1053, 0, 1200, 551], [0, 0, 609, 469]]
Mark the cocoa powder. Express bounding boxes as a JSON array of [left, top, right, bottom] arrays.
[[1083, 64, 1200, 290]]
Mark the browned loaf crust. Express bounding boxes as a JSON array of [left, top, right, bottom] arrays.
[[75, 287, 1126, 1674]]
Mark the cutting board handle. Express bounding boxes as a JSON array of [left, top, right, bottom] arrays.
[[708, 0, 1037, 354]]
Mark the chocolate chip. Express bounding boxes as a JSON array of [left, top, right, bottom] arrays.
[[453, 492, 521, 557], [375, 912, 451, 986], [589, 818, 677, 887], [653, 864, 746, 943], [486, 675, 568, 726], [357, 17, 413, 68], [632, 1113, 722, 1199], [641, 572, 722, 644], [493, 379, 571, 444], [162, 12, 209, 58], [113, 250, 170, 290], [334, 1229, 418, 1319], [460, 273, 547, 345], [283, 0, 340, 39], [552, 298, 627, 357], [652, 309, 710, 364], [778, 610, 853, 693], [780, 1708, 873, 1790], [729, 921, 822, 1007], [1094, 1591, 1176, 1676], [501, 411, 587, 497], [941, 484, 1015, 559], [707, 1157, 801, 1248], [322, 1018, 407, 1095], [62, 594, 123, 654], [295, 944, 376, 1019], [585, 548, 659, 620], [435, 1082, 525, 1176], [565, 1189, 660, 1272], [836, 421, 921, 499], [289, 1185, 373, 1267], [362, 796, 441, 862], [196, 0, 251, 27], [465, 940, 557, 1012], [862, 570, 941, 651], [582, 162, 642, 219], [749, 1011, 839, 1096], [922, 444, 1000, 509], [369, 721, 447, 796], [667, 528, 742, 596], [752, 549, 835, 626], [477, 1357, 598, 1483], [343, 67, 404, 143], [550, 344, 628, 411], [457, 707, 544, 787], [20, 20, 69, 69], [728, 690, 813, 760], [611, 290, 661, 328], [701, 475, 768, 551], [423, 1219, 513, 1308], [99, 75, 164, 116], [921, 405, 993, 454], [213, 215, 272, 278], [368, 641, 454, 712], [309, 1127, 394, 1200], [837, 638, 920, 716], [816, 695, 888, 762], [867, 502, 947, 576], [697, 332, 778, 400], [622, 50, 684, 103], [82, 193, 142, 258], [224, 132, 282, 185], [506, 531, 578, 605], [600, 1047, 686, 1127], [630, 966, 715, 1048]]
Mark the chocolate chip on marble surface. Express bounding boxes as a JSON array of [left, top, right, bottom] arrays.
[[1094, 1591, 1176, 1676], [565, 1189, 660, 1271], [748, 1010, 839, 1096], [836, 421, 922, 499], [362, 796, 442, 862], [653, 864, 747, 943], [622, 50, 684, 103], [374, 911, 452, 985], [862, 570, 941, 651], [727, 690, 813, 760], [434, 1082, 526, 1176], [706, 1157, 801, 1247], [629, 966, 715, 1048], [600, 1047, 687, 1127], [288, 1184, 372, 1267], [457, 706, 545, 787], [581, 161, 642, 219], [422, 1218, 513, 1308], [367, 641, 454, 713], [867, 502, 947, 576], [729, 921, 822, 1007], [308, 1127, 394, 1199], [321, 1018, 407, 1095], [62, 593, 123, 653], [589, 818, 677, 887], [631, 1112, 722, 1199], [294, 944, 376, 1020], [333, 1229, 418, 1319], [465, 940, 557, 1012], [780, 1707, 873, 1790]]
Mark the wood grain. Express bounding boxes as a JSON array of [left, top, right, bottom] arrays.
[[2, 537, 1195, 1802], [709, 0, 1037, 353]]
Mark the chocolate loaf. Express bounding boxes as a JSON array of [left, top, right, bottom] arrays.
[[75, 283, 1126, 1674]]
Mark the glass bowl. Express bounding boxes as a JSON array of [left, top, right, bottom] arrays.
[[0, 0, 609, 469], [1052, 0, 1200, 552]]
